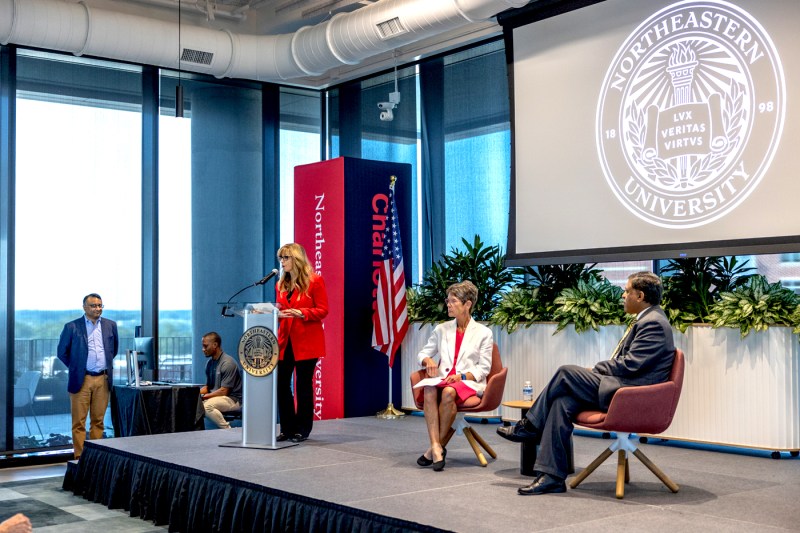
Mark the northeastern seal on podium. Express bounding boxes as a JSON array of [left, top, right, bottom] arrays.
[[238, 326, 279, 377]]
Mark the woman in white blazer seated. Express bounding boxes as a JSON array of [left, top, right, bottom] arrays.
[[416, 280, 493, 471]]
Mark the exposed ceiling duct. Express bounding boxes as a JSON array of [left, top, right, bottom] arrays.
[[0, 0, 528, 84]]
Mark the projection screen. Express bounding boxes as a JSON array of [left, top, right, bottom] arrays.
[[503, 0, 800, 265]]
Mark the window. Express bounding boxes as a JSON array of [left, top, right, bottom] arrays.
[[14, 50, 143, 450], [596, 261, 654, 287], [442, 41, 510, 254], [280, 87, 322, 244], [749, 253, 800, 294], [158, 75, 193, 382]]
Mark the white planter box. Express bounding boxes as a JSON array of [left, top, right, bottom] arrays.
[[401, 323, 800, 452]]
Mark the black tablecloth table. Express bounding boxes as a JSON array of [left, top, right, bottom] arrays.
[[111, 384, 204, 437]]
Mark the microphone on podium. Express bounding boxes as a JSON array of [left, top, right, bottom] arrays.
[[255, 269, 280, 286], [221, 268, 280, 317]]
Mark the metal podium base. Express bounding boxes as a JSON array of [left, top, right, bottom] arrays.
[[219, 440, 298, 450]]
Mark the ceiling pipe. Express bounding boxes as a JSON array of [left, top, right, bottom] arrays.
[[129, 0, 249, 22], [0, 0, 528, 83]]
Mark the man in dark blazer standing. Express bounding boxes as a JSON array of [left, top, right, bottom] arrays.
[[57, 293, 119, 459], [497, 271, 675, 495]]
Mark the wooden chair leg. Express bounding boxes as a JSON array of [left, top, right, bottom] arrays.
[[624, 454, 630, 484], [441, 426, 456, 448], [469, 427, 497, 459], [633, 448, 679, 493], [569, 447, 613, 489], [463, 427, 488, 466], [615, 450, 626, 499]]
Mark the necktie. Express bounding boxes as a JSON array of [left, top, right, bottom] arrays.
[[612, 321, 635, 359]]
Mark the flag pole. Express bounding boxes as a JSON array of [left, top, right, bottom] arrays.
[[375, 175, 407, 419], [376, 362, 405, 418]]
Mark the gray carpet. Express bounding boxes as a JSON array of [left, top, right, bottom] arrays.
[[0, 477, 167, 532], [8, 415, 800, 532]]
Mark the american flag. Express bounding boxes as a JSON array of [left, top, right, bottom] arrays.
[[372, 176, 409, 366]]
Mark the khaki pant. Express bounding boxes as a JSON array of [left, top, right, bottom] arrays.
[[70, 374, 109, 459], [203, 395, 240, 429]]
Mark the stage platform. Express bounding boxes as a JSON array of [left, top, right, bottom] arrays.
[[64, 415, 800, 532]]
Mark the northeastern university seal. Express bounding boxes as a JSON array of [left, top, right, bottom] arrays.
[[238, 326, 279, 377], [597, 0, 785, 228]]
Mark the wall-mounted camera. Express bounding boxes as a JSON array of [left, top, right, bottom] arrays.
[[378, 101, 396, 121], [378, 90, 401, 121]]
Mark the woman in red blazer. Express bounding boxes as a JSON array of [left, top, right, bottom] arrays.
[[275, 242, 329, 442]]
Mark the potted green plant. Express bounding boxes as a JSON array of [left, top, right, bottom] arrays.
[[489, 285, 540, 334], [706, 275, 800, 337], [660, 256, 755, 332], [490, 263, 603, 333], [407, 235, 515, 325], [552, 278, 627, 333]]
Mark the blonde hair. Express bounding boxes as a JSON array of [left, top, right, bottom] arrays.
[[277, 242, 313, 294]]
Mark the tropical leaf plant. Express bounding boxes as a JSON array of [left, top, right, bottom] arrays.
[[789, 305, 800, 336], [552, 278, 627, 334], [489, 285, 542, 334], [660, 256, 755, 332], [515, 263, 603, 320], [407, 235, 516, 325], [406, 286, 426, 323], [706, 275, 800, 337]]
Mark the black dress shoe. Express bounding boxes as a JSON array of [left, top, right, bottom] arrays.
[[496, 419, 539, 443], [517, 473, 567, 495], [276, 433, 289, 442], [291, 433, 307, 443]]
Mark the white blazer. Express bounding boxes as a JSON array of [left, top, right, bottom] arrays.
[[417, 318, 493, 395]]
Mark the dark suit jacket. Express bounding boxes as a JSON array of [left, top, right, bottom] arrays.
[[57, 316, 119, 394], [593, 305, 675, 409]]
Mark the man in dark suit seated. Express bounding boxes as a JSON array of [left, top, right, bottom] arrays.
[[497, 271, 675, 495]]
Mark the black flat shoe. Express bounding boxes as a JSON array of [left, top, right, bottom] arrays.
[[432, 447, 447, 472], [291, 433, 307, 443], [276, 433, 289, 442], [417, 447, 446, 467], [417, 455, 434, 467]]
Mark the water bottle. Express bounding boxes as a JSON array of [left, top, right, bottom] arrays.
[[523, 381, 533, 402]]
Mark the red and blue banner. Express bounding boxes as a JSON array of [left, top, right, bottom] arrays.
[[294, 157, 411, 418]]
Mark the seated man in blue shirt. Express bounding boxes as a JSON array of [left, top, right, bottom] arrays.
[[199, 332, 243, 429]]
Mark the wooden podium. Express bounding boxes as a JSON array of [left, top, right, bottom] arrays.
[[220, 303, 296, 450]]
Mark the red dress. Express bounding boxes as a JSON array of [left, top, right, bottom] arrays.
[[436, 330, 478, 404]]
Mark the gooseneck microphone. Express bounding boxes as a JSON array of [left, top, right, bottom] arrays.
[[221, 269, 280, 317], [255, 269, 280, 286]]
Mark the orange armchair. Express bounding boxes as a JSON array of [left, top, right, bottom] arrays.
[[569, 348, 685, 498], [410, 343, 507, 466]]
